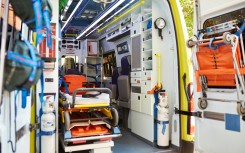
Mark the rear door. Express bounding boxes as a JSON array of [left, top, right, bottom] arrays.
[[193, 1, 245, 153]]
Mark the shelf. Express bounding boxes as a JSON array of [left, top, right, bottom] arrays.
[[107, 29, 131, 42], [143, 49, 152, 53], [143, 38, 152, 43], [143, 60, 152, 63], [142, 16, 152, 23], [86, 56, 101, 58], [87, 69, 101, 71], [142, 28, 152, 33]]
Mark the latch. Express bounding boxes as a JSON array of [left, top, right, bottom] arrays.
[[29, 123, 40, 132], [175, 107, 202, 118]]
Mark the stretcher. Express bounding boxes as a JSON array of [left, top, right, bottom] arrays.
[[187, 20, 245, 115], [59, 88, 121, 152]]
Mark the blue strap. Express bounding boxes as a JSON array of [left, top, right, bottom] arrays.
[[21, 88, 30, 109], [32, 0, 43, 45], [40, 72, 45, 104], [37, 130, 56, 137], [157, 121, 169, 135], [235, 20, 245, 36], [61, 78, 70, 94], [6, 51, 42, 82], [43, 10, 52, 49], [209, 38, 218, 50]]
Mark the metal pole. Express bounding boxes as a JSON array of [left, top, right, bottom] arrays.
[[0, 0, 10, 104]]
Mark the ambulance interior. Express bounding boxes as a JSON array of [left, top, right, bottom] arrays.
[[0, 0, 245, 153]]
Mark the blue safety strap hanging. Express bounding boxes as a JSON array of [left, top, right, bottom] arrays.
[[43, 9, 52, 49], [157, 121, 169, 135], [32, 0, 43, 45], [235, 20, 245, 36], [209, 37, 218, 50]]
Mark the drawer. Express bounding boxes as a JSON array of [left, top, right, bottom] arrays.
[[132, 85, 141, 93], [141, 81, 152, 94], [131, 93, 141, 112], [131, 71, 141, 78], [131, 78, 141, 84], [141, 94, 154, 115], [141, 71, 152, 81]]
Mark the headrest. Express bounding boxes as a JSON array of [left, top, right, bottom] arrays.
[[66, 69, 80, 75], [121, 55, 131, 75]]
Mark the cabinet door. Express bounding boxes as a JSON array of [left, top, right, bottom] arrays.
[[131, 93, 141, 112], [131, 35, 141, 71], [141, 94, 154, 115]]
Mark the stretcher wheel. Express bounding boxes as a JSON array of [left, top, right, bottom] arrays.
[[186, 39, 197, 48], [223, 32, 232, 45], [198, 98, 208, 110], [64, 111, 70, 131], [237, 103, 245, 116], [111, 108, 119, 127]]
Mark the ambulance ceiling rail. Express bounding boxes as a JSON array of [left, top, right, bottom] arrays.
[[84, 0, 138, 37], [76, 0, 126, 39], [97, 0, 144, 33]]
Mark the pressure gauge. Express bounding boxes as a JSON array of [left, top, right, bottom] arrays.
[[154, 17, 166, 40]]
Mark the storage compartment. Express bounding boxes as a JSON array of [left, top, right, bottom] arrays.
[[132, 85, 141, 93], [130, 77, 141, 84], [131, 7, 141, 36], [131, 93, 141, 112], [131, 71, 141, 78], [141, 71, 152, 81], [141, 81, 152, 94], [141, 94, 154, 115]]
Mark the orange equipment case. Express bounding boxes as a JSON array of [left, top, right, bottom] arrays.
[[60, 75, 86, 94]]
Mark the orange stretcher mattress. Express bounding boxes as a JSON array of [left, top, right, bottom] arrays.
[[71, 125, 109, 137], [196, 40, 243, 91]]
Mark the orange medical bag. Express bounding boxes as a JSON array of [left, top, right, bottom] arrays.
[[60, 75, 86, 94]]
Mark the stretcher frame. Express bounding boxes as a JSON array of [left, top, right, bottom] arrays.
[[187, 26, 245, 115], [59, 88, 121, 152]]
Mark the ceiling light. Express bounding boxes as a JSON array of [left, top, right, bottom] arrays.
[[84, 10, 90, 13], [88, 15, 94, 19], [76, 0, 125, 39], [81, 15, 87, 18], [61, 0, 84, 32], [93, 0, 115, 4]]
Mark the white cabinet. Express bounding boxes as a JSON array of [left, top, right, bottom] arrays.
[[141, 71, 152, 81], [141, 81, 152, 94], [131, 93, 141, 112], [131, 71, 141, 78], [141, 94, 154, 115]]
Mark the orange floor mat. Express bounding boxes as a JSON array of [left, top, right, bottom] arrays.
[[71, 125, 109, 137]]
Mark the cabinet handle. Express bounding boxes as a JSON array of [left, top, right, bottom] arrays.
[[145, 82, 147, 85], [145, 95, 147, 98], [145, 72, 146, 75], [138, 96, 140, 100], [134, 30, 136, 34]]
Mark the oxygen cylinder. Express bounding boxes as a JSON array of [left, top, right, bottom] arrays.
[[41, 96, 55, 153], [156, 90, 169, 148]]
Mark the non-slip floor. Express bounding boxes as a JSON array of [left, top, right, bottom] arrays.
[[59, 130, 178, 153]]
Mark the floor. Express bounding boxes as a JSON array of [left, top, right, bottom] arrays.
[[59, 130, 178, 153]]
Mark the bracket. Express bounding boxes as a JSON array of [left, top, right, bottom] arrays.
[[174, 107, 202, 118]]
